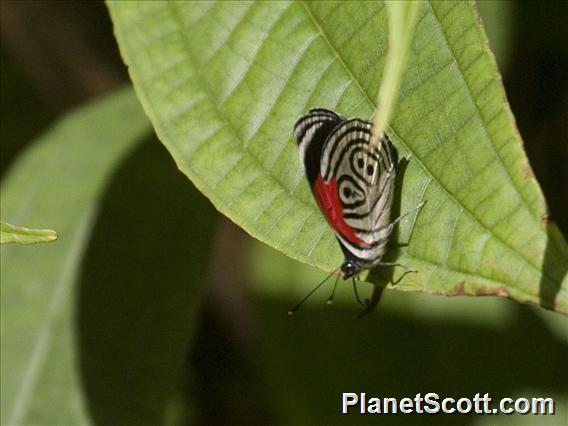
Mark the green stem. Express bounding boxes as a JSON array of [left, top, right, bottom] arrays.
[[371, 0, 421, 147]]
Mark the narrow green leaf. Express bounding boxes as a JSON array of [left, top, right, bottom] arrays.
[[1, 221, 58, 245], [0, 87, 151, 425], [108, 1, 568, 313]]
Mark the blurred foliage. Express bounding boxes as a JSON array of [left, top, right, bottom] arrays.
[[0, 1, 566, 426], [251, 297, 567, 426], [1, 88, 150, 425], [0, 51, 54, 174]]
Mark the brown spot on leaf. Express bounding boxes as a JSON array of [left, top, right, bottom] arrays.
[[446, 282, 510, 299], [540, 213, 550, 225], [522, 162, 536, 179], [495, 287, 510, 297], [447, 281, 466, 296], [473, 286, 510, 298]]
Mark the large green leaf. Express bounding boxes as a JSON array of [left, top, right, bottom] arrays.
[[108, 1, 568, 313], [0, 87, 150, 425]]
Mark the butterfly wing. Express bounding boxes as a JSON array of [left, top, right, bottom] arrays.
[[319, 119, 398, 265], [294, 109, 398, 267], [294, 108, 345, 183]]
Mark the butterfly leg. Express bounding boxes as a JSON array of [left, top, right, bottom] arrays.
[[381, 200, 426, 250], [352, 278, 366, 306], [387, 201, 426, 230], [389, 242, 409, 249], [377, 261, 417, 273], [390, 268, 417, 285]]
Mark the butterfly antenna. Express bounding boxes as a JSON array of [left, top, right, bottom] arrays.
[[326, 273, 341, 305], [352, 278, 368, 307], [288, 269, 339, 315]]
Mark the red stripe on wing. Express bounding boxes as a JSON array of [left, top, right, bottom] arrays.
[[313, 175, 367, 246]]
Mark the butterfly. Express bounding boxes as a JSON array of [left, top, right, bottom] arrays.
[[292, 108, 423, 313]]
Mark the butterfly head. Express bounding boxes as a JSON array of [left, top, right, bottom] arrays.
[[340, 259, 362, 279]]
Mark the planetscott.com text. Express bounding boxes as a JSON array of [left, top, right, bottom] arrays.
[[341, 392, 555, 415]]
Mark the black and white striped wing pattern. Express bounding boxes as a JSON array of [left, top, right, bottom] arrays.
[[294, 108, 345, 183], [320, 119, 398, 265]]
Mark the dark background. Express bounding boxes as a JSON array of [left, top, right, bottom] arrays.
[[1, 1, 567, 425]]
